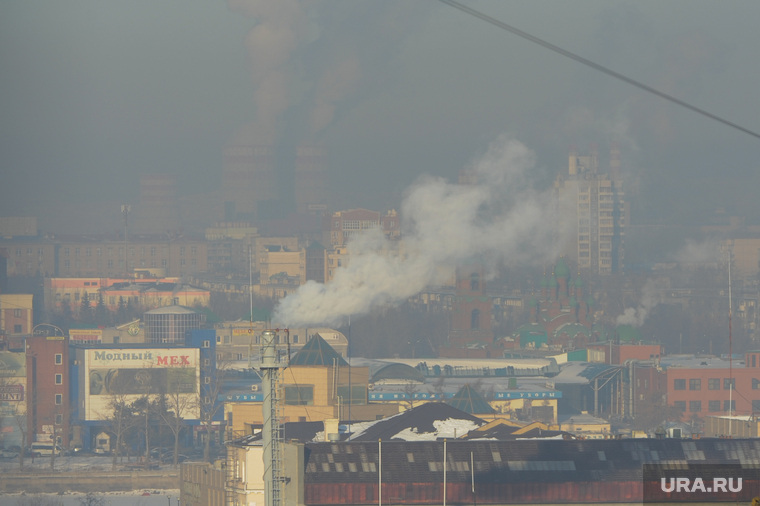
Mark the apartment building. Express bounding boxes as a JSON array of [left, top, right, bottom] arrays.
[[554, 145, 627, 275]]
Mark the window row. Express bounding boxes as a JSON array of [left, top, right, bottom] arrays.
[[673, 378, 736, 390]]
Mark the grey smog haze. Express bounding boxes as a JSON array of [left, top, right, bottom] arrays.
[[2, 0, 759, 244]]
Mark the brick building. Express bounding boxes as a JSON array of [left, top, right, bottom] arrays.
[[26, 335, 71, 448], [664, 352, 760, 419]]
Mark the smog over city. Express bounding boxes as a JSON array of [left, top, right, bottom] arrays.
[[3, 1, 760, 504]]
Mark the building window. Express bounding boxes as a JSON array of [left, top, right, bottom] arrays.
[[708, 400, 721, 412], [724, 378, 736, 390], [55, 374, 62, 385], [471, 309, 480, 330], [13, 309, 22, 317], [55, 394, 62, 405], [13, 325, 22, 333], [673, 379, 686, 390], [55, 354, 62, 365], [202, 340, 210, 348], [753, 400, 760, 412], [689, 379, 701, 391], [674, 401, 686, 412], [689, 401, 701, 412], [284, 385, 314, 406], [337, 385, 366, 405], [55, 414, 63, 425], [470, 272, 480, 291], [708, 378, 720, 390], [724, 400, 736, 412], [753, 378, 760, 390]]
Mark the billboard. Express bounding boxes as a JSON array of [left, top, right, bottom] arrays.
[[81, 348, 200, 421], [0, 352, 27, 448]]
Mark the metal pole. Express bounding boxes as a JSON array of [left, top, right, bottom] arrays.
[[348, 315, 351, 437], [471, 451, 475, 506], [443, 439, 447, 506], [378, 439, 382, 506], [729, 253, 733, 435]]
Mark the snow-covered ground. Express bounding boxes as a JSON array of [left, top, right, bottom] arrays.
[[0, 455, 182, 504], [0, 453, 185, 473], [0, 489, 180, 506]]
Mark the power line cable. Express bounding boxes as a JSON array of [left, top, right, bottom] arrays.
[[438, 0, 760, 141]]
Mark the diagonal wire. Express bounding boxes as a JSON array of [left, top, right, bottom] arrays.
[[438, 0, 760, 141]]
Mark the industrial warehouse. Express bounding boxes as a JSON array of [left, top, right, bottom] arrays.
[[182, 410, 760, 505]]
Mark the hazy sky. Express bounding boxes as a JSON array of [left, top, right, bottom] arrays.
[[2, 1, 760, 235]]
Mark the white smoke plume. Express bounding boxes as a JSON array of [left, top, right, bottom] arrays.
[[672, 238, 722, 266], [228, 0, 310, 143], [274, 136, 570, 327], [228, 1, 433, 144], [616, 278, 668, 327]]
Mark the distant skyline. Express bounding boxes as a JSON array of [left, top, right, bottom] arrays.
[[2, 1, 760, 242]]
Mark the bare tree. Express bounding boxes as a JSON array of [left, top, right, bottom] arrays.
[[101, 390, 138, 470], [402, 381, 420, 411], [200, 357, 230, 462], [12, 403, 30, 469], [0, 372, 30, 468], [78, 493, 105, 506], [16, 496, 64, 506], [158, 389, 197, 467]]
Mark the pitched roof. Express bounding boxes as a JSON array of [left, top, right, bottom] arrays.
[[349, 402, 485, 441], [289, 334, 348, 366], [446, 384, 495, 414]]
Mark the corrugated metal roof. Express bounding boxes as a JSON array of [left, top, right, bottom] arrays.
[[302, 438, 760, 485]]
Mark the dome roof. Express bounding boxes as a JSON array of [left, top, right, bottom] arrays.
[[616, 324, 642, 343], [554, 258, 570, 279]]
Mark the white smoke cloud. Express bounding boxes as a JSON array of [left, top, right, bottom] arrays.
[[616, 278, 668, 327], [672, 238, 722, 265], [229, 0, 310, 143], [274, 135, 570, 327]]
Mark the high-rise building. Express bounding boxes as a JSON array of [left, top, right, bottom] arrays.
[[555, 145, 627, 276], [221, 129, 277, 220], [132, 174, 180, 235], [294, 145, 328, 215]]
